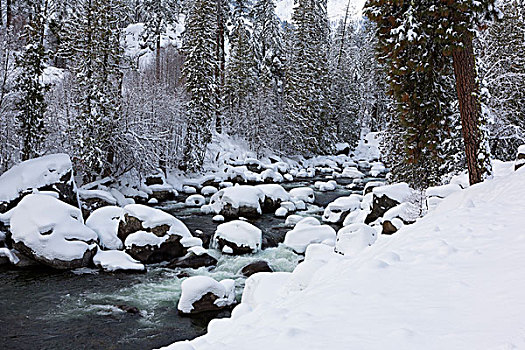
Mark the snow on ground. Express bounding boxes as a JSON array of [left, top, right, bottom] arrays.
[[162, 166, 525, 350]]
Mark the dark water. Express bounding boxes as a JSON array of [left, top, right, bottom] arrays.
[[0, 178, 362, 350]]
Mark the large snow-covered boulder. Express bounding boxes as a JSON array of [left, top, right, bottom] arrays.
[[7, 194, 98, 269], [283, 223, 336, 254], [240, 260, 273, 277], [85, 206, 124, 250], [118, 204, 194, 263], [337, 167, 365, 179], [255, 184, 290, 212], [314, 180, 337, 192], [322, 194, 362, 225], [381, 202, 418, 235], [365, 183, 412, 224], [289, 187, 315, 203], [92, 249, 145, 272], [213, 220, 262, 255], [78, 189, 117, 218], [335, 223, 377, 256], [178, 276, 236, 315], [0, 154, 79, 213], [205, 185, 265, 219], [185, 194, 206, 207]]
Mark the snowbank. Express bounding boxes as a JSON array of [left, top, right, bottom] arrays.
[[162, 167, 525, 350]]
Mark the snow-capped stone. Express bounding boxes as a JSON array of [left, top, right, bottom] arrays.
[[283, 174, 294, 182], [147, 184, 177, 202], [182, 185, 197, 194], [283, 224, 337, 254], [168, 250, 218, 269], [7, 194, 97, 269], [292, 199, 306, 210], [93, 249, 145, 272], [284, 214, 304, 227], [212, 215, 225, 222], [118, 204, 192, 263], [323, 194, 362, 224], [294, 216, 321, 228], [0, 154, 79, 214], [201, 186, 219, 196], [370, 162, 387, 177], [335, 223, 377, 256], [366, 183, 412, 224], [85, 206, 124, 250], [213, 220, 262, 255], [364, 181, 385, 195], [275, 207, 288, 217], [289, 187, 315, 203], [78, 189, 117, 217], [338, 167, 365, 179], [382, 202, 418, 235], [280, 201, 296, 212], [255, 184, 290, 212], [185, 194, 206, 207], [178, 276, 236, 315], [208, 186, 265, 219], [314, 180, 337, 192], [261, 169, 284, 183]]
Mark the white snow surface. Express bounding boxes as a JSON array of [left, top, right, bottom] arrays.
[[0, 154, 74, 203], [85, 206, 124, 250], [335, 223, 377, 256], [93, 249, 145, 272], [163, 167, 525, 350], [124, 231, 168, 248], [214, 220, 262, 253], [7, 194, 97, 262], [289, 187, 315, 203], [372, 182, 412, 203], [178, 276, 236, 313], [255, 184, 290, 202], [283, 224, 336, 254], [322, 195, 361, 223]]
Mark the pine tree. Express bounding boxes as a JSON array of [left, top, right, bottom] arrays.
[[141, 0, 179, 81], [284, 0, 331, 154], [63, 0, 124, 181], [180, 0, 217, 172], [14, 0, 49, 161]]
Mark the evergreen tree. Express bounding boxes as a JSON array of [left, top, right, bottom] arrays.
[[14, 0, 49, 161], [141, 0, 179, 81], [63, 0, 124, 181], [180, 0, 217, 172], [284, 0, 331, 154]]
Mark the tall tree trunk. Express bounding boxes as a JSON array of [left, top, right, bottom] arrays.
[[452, 35, 484, 185], [156, 33, 161, 82], [6, 0, 12, 28], [215, 0, 225, 133]]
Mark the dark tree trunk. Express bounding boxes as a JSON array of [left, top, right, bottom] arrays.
[[452, 35, 484, 185], [6, 0, 12, 27], [215, 0, 225, 133], [156, 33, 161, 82]]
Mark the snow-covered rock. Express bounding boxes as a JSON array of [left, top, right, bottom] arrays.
[[93, 249, 145, 272], [337, 167, 365, 179], [322, 194, 362, 224], [275, 207, 288, 217], [207, 186, 265, 219], [284, 214, 304, 227], [85, 206, 124, 250], [381, 202, 418, 235], [366, 182, 412, 224], [147, 184, 177, 202], [0, 154, 79, 213], [118, 204, 193, 263], [212, 215, 225, 222], [168, 249, 218, 269], [283, 224, 336, 254], [213, 220, 262, 255], [289, 187, 315, 203], [240, 260, 273, 277], [363, 180, 385, 195], [178, 276, 236, 315], [201, 186, 219, 196], [335, 223, 377, 256], [79, 189, 117, 218], [261, 169, 284, 183], [370, 162, 387, 177], [7, 194, 97, 269], [314, 180, 337, 192], [255, 184, 290, 212], [185, 194, 206, 207], [182, 185, 198, 194]]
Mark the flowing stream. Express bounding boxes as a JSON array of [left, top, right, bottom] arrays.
[[0, 177, 372, 350]]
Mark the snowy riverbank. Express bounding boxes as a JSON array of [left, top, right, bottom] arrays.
[[162, 162, 525, 349]]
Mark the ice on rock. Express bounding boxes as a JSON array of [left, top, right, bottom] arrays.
[[7, 194, 98, 269], [335, 223, 377, 256], [323, 194, 362, 224], [93, 249, 145, 272], [185, 194, 206, 207], [178, 276, 236, 314], [289, 187, 315, 203], [284, 224, 336, 254], [213, 220, 262, 254], [85, 206, 125, 250], [314, 180, 337, 192]]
